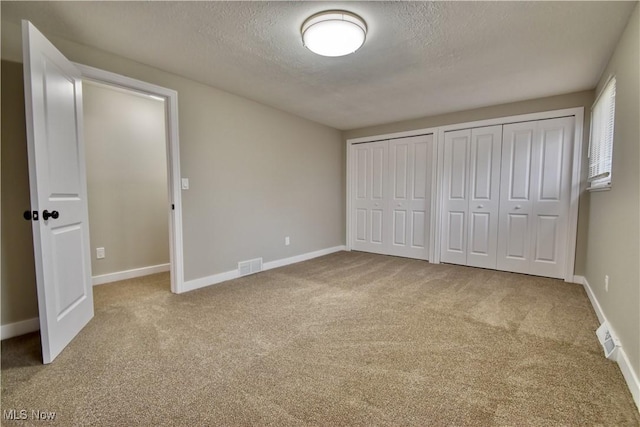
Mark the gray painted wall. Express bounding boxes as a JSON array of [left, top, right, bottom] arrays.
[[1, 21, 345, 325], [83, 82, 169, 277], [584, 4, 639, 385]]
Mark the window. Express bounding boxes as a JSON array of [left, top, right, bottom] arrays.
[[588, 76, 616, 191]]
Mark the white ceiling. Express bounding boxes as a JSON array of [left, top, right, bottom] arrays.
[[1, 1, 635, 130]]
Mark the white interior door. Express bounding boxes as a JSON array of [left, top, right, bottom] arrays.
[[351, 140, 390, 255], [23, 21, 94, 363], [466, 126, 502, 269], [388, 135, 432, 260], [441, 129, 470, 265], [497, 117, 574, 278]]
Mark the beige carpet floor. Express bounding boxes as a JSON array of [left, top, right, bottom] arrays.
[[2, 251, 639, 426]]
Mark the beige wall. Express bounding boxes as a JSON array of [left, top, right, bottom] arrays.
[[343, 90, 594, 276], [83, 82, 169, 276], [1, 60, 39, 324], [1, 20, 345, 325], [585, 5, 639, 382]]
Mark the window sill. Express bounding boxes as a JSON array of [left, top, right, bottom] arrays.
[[587, 184, 612, 192]]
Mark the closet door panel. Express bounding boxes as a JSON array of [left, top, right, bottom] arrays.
[[412, 211, 426, 249], [393, 211, 407, 245], [497, 123, 536, 274], [413, 136, 432, 256], [441, 130, 470, 265], [351, 141, 389, 255], [505, 213, 529, 259], [447, 211, 466, 253], [529, 117, 573, 278], [497, 117, 573, 278], [467, 125, 502, 269], [371, 209, 384, 244], [469, 212, 490, 254], [353, 147, 369, 247], [388, 135, 432, 259], [390, 139, 410, 253]]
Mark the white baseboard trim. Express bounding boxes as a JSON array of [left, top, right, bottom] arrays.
[[180, 245, 346, 294], [262, 245, 346, 271], [181, 269, 240, 293], [572, 274, 585, 285], [1, 317, 39, 340], [617, 345, 640, 410], [581, 275, 639, 410], [92, 263, 170, 286]]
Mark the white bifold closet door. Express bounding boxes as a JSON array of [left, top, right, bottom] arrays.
[[497, 117, 574, 279], [352, 135, 433, 260], [441, 125, 502, 268], [352, 140, 388, 255], [388, 136, 432, 258], [441, 117, 574, 279]]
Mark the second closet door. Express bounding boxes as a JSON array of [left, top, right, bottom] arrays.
[[441, 125, 502, 268], [467, 126, 503, 268], [388, 135, 432, 259], [497, 117, 574, 279]]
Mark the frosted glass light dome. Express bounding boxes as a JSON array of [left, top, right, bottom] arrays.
[[301, 11, 367, 57]]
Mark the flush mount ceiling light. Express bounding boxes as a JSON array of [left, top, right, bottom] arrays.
[[301, 11, 367, 57]]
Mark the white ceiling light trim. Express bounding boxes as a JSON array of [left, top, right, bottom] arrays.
[[301, 10, 367, 57]]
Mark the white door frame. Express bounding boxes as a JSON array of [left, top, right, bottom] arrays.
[[74, 63, 185, 294], [346, 107, 584, 282]]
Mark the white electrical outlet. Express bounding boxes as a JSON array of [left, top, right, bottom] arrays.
[[285, 236, 290, 246], [96, 247, 105, 259], [605, 275, 609, 292]]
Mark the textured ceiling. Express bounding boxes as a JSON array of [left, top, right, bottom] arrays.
[[1, 1, 635, 130]]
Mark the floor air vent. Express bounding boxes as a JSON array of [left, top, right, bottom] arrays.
[[596, 321, 619, 360], [238, 258, 263, 277]]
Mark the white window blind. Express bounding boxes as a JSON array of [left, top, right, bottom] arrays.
[[588, 77, 616, 190]]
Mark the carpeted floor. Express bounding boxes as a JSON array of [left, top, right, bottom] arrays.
[[2, 251, 639, 426]]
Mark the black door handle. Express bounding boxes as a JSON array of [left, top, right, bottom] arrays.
[[42, 210, 59, 220]]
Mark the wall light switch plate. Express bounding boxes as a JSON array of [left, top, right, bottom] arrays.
[[181, 178, 189, 190], [96, 247, 105, 259]]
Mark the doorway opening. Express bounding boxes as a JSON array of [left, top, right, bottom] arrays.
[[83, 80, 170, 289], [77, 64, 184, 294]]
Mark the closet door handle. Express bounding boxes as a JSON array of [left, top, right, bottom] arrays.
[[514, 205, 522, 210], [477, 204, 484, 209]]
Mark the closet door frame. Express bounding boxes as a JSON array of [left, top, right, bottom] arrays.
[[434, 107, 584, 282], [346, 107, 583, 282]]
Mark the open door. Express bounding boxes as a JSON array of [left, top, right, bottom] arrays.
[[22, 21, 94, 363]]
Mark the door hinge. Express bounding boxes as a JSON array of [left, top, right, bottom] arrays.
[[172, 204, 175, 210]]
